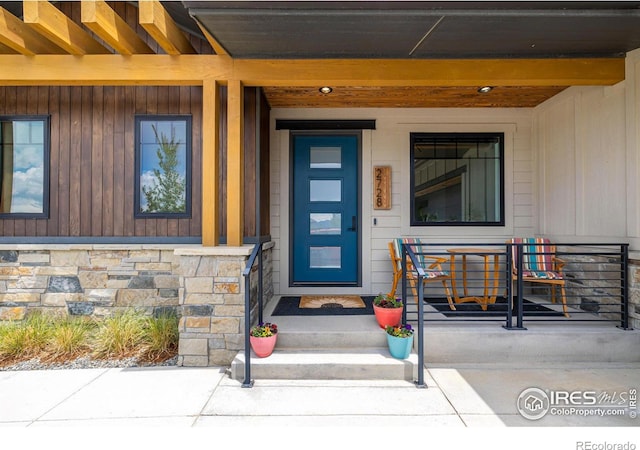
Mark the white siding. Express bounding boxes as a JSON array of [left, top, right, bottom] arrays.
[[533, 54, 639, 248], [270, 47, 640, 296], [270, 108, 535, 296], [627, 49, 640, 247]]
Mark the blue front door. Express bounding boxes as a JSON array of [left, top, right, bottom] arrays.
[[291, 134, 359, 285]]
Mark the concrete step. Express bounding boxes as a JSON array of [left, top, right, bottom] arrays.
[[230, 348, 419, 382], [422, 324, 640, 364], [231, 320, 640, 382], [275, 329, 388, 349]]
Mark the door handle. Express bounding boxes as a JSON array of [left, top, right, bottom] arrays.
[[347, 215, 357, 231]]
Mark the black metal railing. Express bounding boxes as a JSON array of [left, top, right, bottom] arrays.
[[400, 241, 631, 386], [241, 241, 265, 388]]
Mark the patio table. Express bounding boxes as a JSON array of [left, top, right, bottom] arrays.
[[447, 248, 502, 310]]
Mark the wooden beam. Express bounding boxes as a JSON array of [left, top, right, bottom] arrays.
[[193, 17, 229, 56], [226, 79, 244, 246], [81, 0, 153, 55], [233, 58, 626, 87], [201, 79, 219, 246], [0, 55, 625, 87], [0, 6, 64, 55], [0, 55, 232, 85], [139, 0, 195, 55], [0, 40, 18, 54], [23, 1, 110, 55]]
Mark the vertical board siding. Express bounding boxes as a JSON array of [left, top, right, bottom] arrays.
[[102, 86, 115, 236], [91, 86, 104, 236], [37, 86, 51, 236], [260, 91, 271, 236], [58, 86, 71, 236], [244, 88, 257, 237], [0, 2, 219, 241], [123, 87, 136, 237], [80, 86, 93, 236], [0, 86, 204, 239], [0, 83, 270, 242]]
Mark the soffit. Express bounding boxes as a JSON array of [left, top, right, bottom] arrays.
[[183, 1, 640, 59], [183, 1, 639, 107]]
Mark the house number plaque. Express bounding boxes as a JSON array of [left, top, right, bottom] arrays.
[[373, 166, 391, 210]]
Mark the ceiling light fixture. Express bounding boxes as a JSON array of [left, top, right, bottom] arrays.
[[477, 86, 493, 94], [319, 86, 333, 94]]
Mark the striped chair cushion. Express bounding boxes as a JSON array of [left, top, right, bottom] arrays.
[[393, 238, 448, 277], [521, 270, 563, 280], [509, 237, 562, 280]]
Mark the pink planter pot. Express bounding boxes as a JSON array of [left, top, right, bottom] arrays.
[[249, 334, 277, 358], [373, 305, 403, 329]]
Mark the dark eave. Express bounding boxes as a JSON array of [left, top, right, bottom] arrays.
[[183, 1, 640, 59]]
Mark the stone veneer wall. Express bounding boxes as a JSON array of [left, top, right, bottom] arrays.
[[0, 243, 274, 367], [560, 249, 639, 329], [175, 243, 274, 366]]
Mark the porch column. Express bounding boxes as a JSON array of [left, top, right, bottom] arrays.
[[201, 78, 219, 246], [226, 79, 244, 246]]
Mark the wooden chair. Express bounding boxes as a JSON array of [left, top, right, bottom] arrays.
[[388, 238, 455, 310], [508, 237, 569, 317]]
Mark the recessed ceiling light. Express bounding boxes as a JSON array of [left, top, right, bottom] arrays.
[[319, 86, 333, 94], [477, 86, 493, 94]]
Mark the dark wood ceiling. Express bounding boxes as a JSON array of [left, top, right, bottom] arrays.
[[262, 85, 569, 108]]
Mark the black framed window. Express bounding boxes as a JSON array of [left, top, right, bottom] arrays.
[[410, 133, 504, 226], [135, 115, 191, 217], [0, 116, 49, 218]]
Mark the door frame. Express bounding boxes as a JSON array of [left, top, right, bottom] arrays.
[[288, 130, 362, 287]]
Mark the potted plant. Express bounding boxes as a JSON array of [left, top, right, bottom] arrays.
[[385, 324, 414, 359], [372, 293, 403, 329], [249, 322, 278, 358]]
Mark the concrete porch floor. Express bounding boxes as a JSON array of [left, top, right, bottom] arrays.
[[231, 295, 640, 383], [260, 295, 639, 365]]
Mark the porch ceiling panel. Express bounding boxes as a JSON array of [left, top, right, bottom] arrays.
[[262, 85, 569, 108], [184, 1, 640, 59]]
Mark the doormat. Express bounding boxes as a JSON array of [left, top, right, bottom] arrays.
[[300, 295, 366, 309], [271, 296, 375, 316], [424, 296, 564, 317]]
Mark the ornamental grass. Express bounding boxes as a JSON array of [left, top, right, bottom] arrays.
[[0, 309, 179, 367]]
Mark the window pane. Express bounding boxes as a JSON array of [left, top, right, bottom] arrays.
[[310, 179, 341, 202], [138, 118, 189, 215], [0, 119, 46, 215], [310, 247, 341, 268], [310, 146, 341, 168], [411, 133, 503, 225], [310, 213, 341, 235]]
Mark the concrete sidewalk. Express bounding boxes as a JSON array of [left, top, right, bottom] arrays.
[[1, 363, 639, 447]]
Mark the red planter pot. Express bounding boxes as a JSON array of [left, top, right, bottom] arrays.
[[373, 305, 403, 329], [249, 334, 277, 358]]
